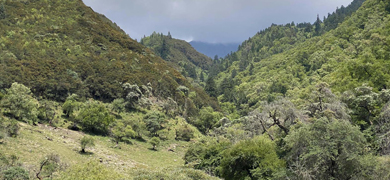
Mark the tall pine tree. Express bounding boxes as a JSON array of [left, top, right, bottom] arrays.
[[205, 77, 217, 98]]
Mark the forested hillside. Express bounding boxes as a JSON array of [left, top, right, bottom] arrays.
[[0, 0, 219, 179], [183, 0, 390, 179], [2, 0, 390, 179], [141, 33, 213, 86], [0, 0, 217, 109]]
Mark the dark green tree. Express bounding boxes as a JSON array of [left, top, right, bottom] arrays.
[[314, 14, 322, 35], [196, 107, 221, 134], [219, 77, 235, 102], [143, 111, 167, 137], [160, 38, 169, 59], [205, 77, 217, 98]]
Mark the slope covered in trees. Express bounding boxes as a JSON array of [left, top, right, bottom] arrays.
[[0, 0, 221, 178], [182, 0, 390, 179], [2, 0, 390, 179], [211, 0, 374, 111], [141, 33, 213, 82], [0, 0, 216, 110]]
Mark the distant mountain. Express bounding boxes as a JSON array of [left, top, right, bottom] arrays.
[[189, 41, 240, 58], [141, 33, 213, 82]]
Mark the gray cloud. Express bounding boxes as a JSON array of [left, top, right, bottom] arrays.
[[83, 0, 353, 43]]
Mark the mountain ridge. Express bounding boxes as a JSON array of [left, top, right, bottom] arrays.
[[189, 41, 240, 58]]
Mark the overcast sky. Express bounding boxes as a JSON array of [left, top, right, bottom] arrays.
[[83, 0, 353, 43]]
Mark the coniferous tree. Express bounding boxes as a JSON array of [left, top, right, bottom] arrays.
[[314, 14, 322, 36], [205, 77, 217, 98], [160, 38, 169, 59]]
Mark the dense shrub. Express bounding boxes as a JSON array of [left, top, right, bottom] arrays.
[[143, 111, 167, 137], [0, 118, 19, 138], [219, 136, 285, 180], [76, 100, 114, 135], [175, 125, 194, 141], [1, 83, 39, 124], [2, 167, 29, 180]]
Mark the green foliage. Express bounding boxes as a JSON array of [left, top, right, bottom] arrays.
[[285, 118, 367, 179], [2, 166, 29, 180], [76, 100, 114, 135], [343, 85, 390, 130], [0, 0, 214, 115], [123, 83, 143, 109], [62, 94, 80, 119], [374, 100, 390, 155], [111, 121, 136, 144], [184, 138, 232, 176], [143, 111, 167, 137], [38, 100, 58, 124], [219, 136, 285, 180], [0, 154, 29, 180], [175, 124, 194, 141], [110, 98, 126, 113], [149, 137, 161, 150], [205, 77, 217, 98], [141, 32, 213, 71], [80, 136, 95, 153], [323, 0, 366, 31], [1, 82, 39, 124], [196, 107, 222, 134], [0, 117, 19, 138], [208, 0, 387, 119]]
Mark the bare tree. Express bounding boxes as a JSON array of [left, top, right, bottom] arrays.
[[247, 98, 305, 138]]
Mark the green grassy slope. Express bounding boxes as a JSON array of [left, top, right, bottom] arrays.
[[0, 122, 219, 179]]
